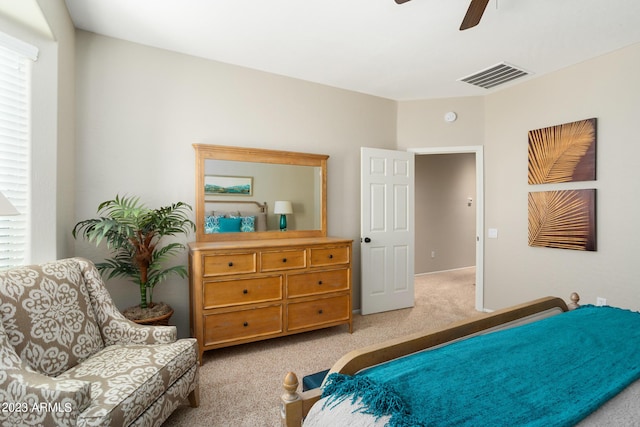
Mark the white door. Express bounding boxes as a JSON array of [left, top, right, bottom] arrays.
[[360, 147, 415, 315]]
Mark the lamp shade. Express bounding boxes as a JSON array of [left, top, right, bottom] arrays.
[[273, 201, 293, 215], [0, 192, 19, 216]]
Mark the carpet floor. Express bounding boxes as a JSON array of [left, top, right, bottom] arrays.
[[164, 267, 480, 426]]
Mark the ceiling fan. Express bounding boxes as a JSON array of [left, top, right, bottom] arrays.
[[395, 0, 491, 31]]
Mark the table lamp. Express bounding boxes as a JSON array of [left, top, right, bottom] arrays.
[[274, 201, 293, 231]]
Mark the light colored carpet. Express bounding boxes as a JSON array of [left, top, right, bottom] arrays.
[[164, 267, 480, 427]]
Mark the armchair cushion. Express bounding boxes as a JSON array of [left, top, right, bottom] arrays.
[[0, 259, 104, 376], [60, 338, 198, 426]]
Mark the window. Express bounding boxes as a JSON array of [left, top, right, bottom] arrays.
[[0, 33, 37, 268]]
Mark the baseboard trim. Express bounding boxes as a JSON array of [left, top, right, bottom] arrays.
[[415, 265, 475, 277]]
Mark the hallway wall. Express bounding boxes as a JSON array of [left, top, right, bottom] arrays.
[[415, 153, 476, 273]]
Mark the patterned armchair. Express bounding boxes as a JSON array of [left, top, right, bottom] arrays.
[[0, 257, 199, 426]]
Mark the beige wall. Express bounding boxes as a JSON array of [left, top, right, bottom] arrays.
[[397, 96, 485, 150], [401, 43, 640, 312], [415, 153, 476, 274], [482, 43, 640, 311], [73, 31, 397, 336]]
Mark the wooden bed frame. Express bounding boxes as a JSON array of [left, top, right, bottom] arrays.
[[204, 199, 268, 213], [280, 293, 581, 426]]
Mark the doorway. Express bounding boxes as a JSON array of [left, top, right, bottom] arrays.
[[409, 146, 484, 311]]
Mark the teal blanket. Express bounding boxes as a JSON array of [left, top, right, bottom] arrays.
[[322, 306, 640, 427]]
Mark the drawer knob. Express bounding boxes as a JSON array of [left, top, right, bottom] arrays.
[[329, 254, 333, 259], [318, 281, 323, 285], [243, 322, 249, 327], [282, 258, 287, 263], [318, 309, 323, 315], [243, 289, 248, 294], [228, 262, 233, 267]]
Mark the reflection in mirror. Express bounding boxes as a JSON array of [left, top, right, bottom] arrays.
[[193, 144, 328, 242], [203, 160, 322, 232]]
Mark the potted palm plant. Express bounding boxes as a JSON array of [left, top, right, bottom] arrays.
[[73, 195, 196, 324]]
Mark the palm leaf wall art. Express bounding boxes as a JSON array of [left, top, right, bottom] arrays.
[[528, 118, 596, 184], [528, 189, 596, 251]]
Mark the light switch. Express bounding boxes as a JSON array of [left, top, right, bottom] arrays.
[[488, 228, 498, 239]]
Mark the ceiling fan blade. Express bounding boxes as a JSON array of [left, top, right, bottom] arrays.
[[460, 0, 490, 30]]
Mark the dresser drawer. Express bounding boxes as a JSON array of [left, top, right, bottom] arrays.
[[309, 245, 350, 267], [287, 295, 350, 331], [204, 305, 282, 346], [203, 276, 282, 309], [261, 249, 306, 272], [203, 252, 257, 277], [287, 269, 349, 298]]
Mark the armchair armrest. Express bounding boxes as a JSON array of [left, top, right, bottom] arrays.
[[0, 368, 92, 426], [101, 318, 177, 346]]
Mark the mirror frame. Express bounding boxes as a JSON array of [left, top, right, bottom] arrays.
[[193, 144, 328, 242]]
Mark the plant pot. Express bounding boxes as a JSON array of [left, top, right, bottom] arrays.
[[133, 308, 174, 326], [123, 302, 174, 326]]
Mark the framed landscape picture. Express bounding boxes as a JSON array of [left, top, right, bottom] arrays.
[[205, 175, 253, 196]]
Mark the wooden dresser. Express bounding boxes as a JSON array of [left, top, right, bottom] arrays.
[[188, 237, 352, 360]]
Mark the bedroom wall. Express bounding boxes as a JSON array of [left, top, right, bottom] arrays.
[[482, 43, 640, 311], [73, 30, 397, 337], [400, 42, 640, 312]]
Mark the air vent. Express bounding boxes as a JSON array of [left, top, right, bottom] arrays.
[[459, 62, 531, 89]]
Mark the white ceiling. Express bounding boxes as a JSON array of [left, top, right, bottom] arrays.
[[64, 0, 640, 101]]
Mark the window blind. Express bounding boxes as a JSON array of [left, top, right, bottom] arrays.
[[0, 38, 35, 267]]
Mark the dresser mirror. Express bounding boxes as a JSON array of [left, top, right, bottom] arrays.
[[193, 144, 328, 242]]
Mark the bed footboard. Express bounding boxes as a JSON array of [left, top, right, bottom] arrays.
[[280, 294, 578, 426], [281, 372, 321, 427]]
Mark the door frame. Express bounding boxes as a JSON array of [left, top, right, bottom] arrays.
[[408, 146, 484, 312]]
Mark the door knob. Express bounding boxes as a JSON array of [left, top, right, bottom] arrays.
[[364, 237, 371, 243]]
